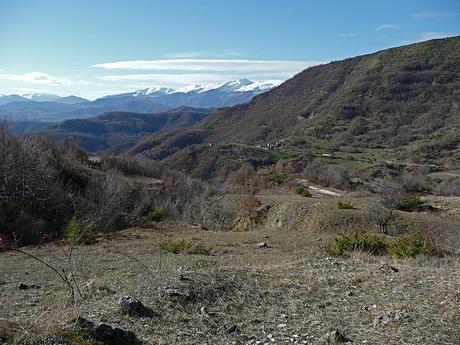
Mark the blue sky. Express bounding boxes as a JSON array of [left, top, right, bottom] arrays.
[[0, 0, 459, 99]]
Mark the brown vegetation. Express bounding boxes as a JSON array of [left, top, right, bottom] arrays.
[[126, 37, 460, 180], [0, 125, 222, 247]]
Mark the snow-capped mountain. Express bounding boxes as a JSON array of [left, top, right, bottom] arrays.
[[0, 79, 283, 121], [174, 84, 203, 94], [169, 79, 281, 95], [236, 80, 283, 92], [133, 86, 175, 97], [102, 86, 175, 99], [182, 79, 253, 94], [98, 79, 282, 109], [124, 79, 282, 107], [121, 79, 281, 97]]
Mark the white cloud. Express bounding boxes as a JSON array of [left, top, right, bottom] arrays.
[[0, 71, 81, 85], [12, 87, 43, 93], [374, 24, 401, 31], [410, 11, 457, 20], [99, 73, 258, 87], [165, 51, 206, 59], [223, 50, 246, 57], [165, 50, 247, 59], [75, 79, 92, 85], [339, 33, 355, 38], [92, 59, 322, 74], [92, 59, 323, 89]]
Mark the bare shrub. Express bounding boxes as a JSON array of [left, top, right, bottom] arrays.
[[399, 172, 427, 193], [0, 124, 74, 245], [274, 160, 296, 174], [185, 195, 237, 231], [226, 163, 255, 188], [376, 180, 406, 210], [150, 171, 220, 223], [438, 178, 460, 196], [367, 180, 405, 234], [58, 137, 88, 164], [323, 165, 351, 189], [0, 124, 220, 245], [81, 170, 133, 231], [304, 162, 352, 190], [101, 154, 163, 178], [303, 161, 324, 182], [246, 174, 270, 192], [75, 167, 160, 230]]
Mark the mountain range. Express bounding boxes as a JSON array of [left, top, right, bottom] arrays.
[[4, 37, 459, 179], [0, 93, 89, 105], [43, 107, 213, 152], [0, 79, 281, 122], [126, 36, 460, 179]]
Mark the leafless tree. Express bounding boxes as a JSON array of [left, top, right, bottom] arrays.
[[367, 180, 405, 234], [378, 180, 405, 210], [366, 202, 394, 234], [0, 123, 73, 244]]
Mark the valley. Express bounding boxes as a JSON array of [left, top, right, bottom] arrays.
[[0, 11, 459, 344], [43, 108, 214, 152]]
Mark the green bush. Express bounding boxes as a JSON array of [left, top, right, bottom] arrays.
[[337, 201, 354, 209], [388, 234, 437, 258], [161, 240, 192, 254], [266, 173, 288, 185], [65, 217, 98, 245], [147, 207, 166, 222], [188, 243, 212, 255], [396, 195, 425, 212], [161, 240, 212, 255], [296, 185, 312, 197], [326, 232, 388, 257], [325, 232, 440, 258]]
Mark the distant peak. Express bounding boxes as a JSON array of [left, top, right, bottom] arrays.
[[174, 84, 203, 93], [21, 93, 61, 102], [134, 86, 175, 97], [186, 79, 254, 94], [235, 80, 283, 92], [103, 79, 283, 99], [145, 86, 175, 95]]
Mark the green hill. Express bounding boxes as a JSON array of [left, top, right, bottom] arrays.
[[44, 107, 213, 152], [128, 37, 460, 178]]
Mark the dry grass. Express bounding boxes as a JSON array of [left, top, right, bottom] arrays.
[[1, 194, 459, 344]]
